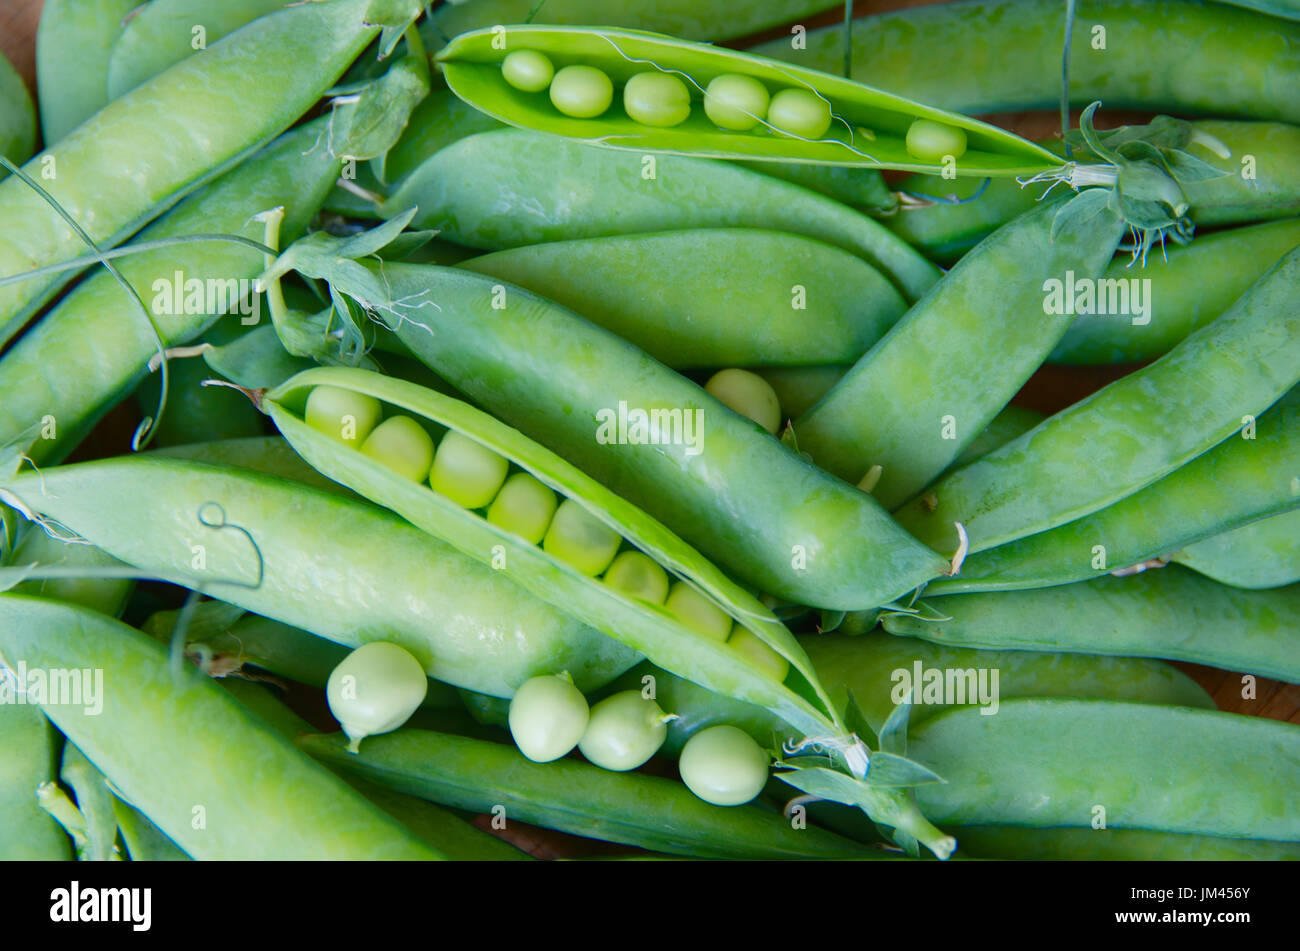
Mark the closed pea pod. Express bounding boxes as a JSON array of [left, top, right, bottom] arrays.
[[953, 826, 1300, 861], [923, 388, 1300, 594], [0, 0, 420, 347], [909, 699, 1300, 841], [885, 566, 1300, 684], [0, 702, 71, 860], [0, 51, 34, 175], [0, 456, 635, 698], [382, 128, 941, 302], [459, 230, 907, 370], [0, 595, 440, 860], [1173, 509, 1300, 590], [436, 26, 1063, 176], [896, 247, 1300, 557], [34, 0, 137, 144]]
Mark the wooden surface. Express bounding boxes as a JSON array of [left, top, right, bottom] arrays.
[[2, 0, 1296, 726]]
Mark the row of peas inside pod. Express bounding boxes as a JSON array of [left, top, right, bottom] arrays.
[[494, 46, 968, 162], [303, 383, 791, 678], [325, 646, 769, 807]]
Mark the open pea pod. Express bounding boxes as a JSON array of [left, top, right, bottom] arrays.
[[265, 366, 839, 742], [435, 25, 1065, 177]]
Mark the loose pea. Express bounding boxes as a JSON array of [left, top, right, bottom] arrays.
[[578, 691, 671, 771], [679, 725, 770, 806], [430, 430, 510, 509], [664, 582, 732, 641], [906, 118, 968, 162], [501, 49, 554, 93], [508, 674, 590, 763], [304, 385, 381, 447], [703, 73, 769, 131], [359, 415, 435, 482], [326, 642, 429, 754], [705, 368, 782, 434], [767, 88, 832, 139], [549, 65, 613, 119], [623, 71, 692, 127], [486, 472, 558, 543], [604, 550, 670, 605], [727, 626, 790, 683], [543, 498, 621, 575]]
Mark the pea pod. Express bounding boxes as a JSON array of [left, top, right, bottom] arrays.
[[0, 457, 636, 697], [459, 230, 907, 369], [793, 196, 1126, 506], [424, 0, 844, 46], [273, 250, 951, 611], [7, 521, 133, 619], [752, 0, 1300, 124], [265, 366, 842, 741], [953, 826, 1300, 861], [886, 566, 1300, 684], [0, 702, 71, 860], [896, 247, 1300, 556], [0, 119, 341, 464], [382, 127, 941, 302], [889, 122, 1300, 264], [1173, 509, 1300, 590], [909, 699, 1300, 841], [437, 25, 1063, 177], [134, 341, 268, 447], [58, 744, 123, 861], [105, 0, 292, 99], [0, 595, 441, 859], [923, 384, 1300, 593], [111, 795, 190, 861], [0, 0, 420, 347], [0, 51, 35, 177], [1050, 218, 1300, 365], [754, 365, 847, 420], [34, 0, 138, 143], [299, 729, 887, 860]]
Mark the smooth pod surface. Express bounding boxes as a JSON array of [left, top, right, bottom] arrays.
[[1174, 509, 1300, 590], [34, 0, 137, 143]]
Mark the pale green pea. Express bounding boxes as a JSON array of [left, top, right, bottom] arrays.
[[508, 674, 590, 763], [705, 368, 782, 434], [664, 582, 732, 641], [679, 725, 770, 806], [326, 642, 429, 754], [579, 691, 671, 771], [703, 73, 769, 131], [603, 550, 670, 605], [430, 430, 510, 509], [486, 471, 558, 544], [359, 415, 434, 482], [549, 65, 613, 119], [906, 118, 968, 162], [767, 88, 832, 139], [623, 71, 692, 127], [305, 385, 381, 446], [501, 49, 554, 93], [728, 626, 790, 683], [542, 498, 622, 575]]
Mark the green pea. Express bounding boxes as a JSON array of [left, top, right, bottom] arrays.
[[326, 642, 429, 754], [604, 550, 670, 605], [906, 118, 968, 162], [679, 725, 770, 806], [549, 65, 613, 119], [501, 49, 554, 93], [305, 385, 381, 447], [623, 71, 692, 127], [359, 415, 434, 483], [486, 472, 558, 544], [767, 88, 832, 139], [542, 498, 621, 575], [429, 430, 509, 509], [664, 582, 731, 641], [705, 368, 781, 434], [508, 674, 590, 763], [578, 690, 670, 771], [703, 73, 769, 131], [727, 627, 790, 683]]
